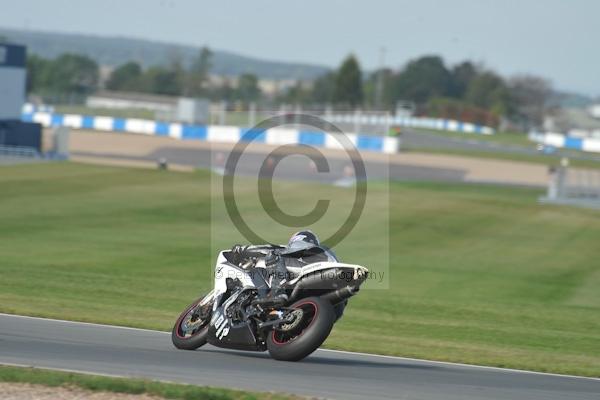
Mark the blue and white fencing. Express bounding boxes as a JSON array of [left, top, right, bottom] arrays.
[[529, 131, 600, 154], [21, 111, 400, 154], [326, 114, 495, 135]]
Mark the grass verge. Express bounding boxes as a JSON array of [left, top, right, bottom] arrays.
[[0, 365, 298, 399], [411, 128, 533, 147], [0, 163, 599, 376], [404, 146, 600, 170]]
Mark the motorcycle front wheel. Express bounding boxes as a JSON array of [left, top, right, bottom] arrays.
[[171, 294, 213, 350], [267, 296, 335, 361]]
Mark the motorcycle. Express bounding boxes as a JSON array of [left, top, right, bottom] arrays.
[[171, 243, 368, 361]]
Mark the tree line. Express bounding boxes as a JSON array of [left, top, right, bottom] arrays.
[[281, 55, 552, 129], [26, 47, 261, 103], [26, 49, 552, 129]]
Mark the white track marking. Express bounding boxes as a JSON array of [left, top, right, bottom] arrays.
[[1, 313, 598, 382], [0, 361, 139, 380], [0, 313, 169, 335], [0, 361, 182, 386], [317, 349, 600, 381]]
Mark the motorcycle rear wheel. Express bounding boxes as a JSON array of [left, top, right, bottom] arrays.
[[267, 296, 335, 361]]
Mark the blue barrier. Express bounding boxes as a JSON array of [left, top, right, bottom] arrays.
[[240, 128, 267, 143], [529, 131, 600, 154], [299, 131, 325, 146], [564, 136, 583, 151], [326, 114, 495, 135], [181, 125, 207, 140], [357, 135, 384, 151], [22, 112, 399, 154]]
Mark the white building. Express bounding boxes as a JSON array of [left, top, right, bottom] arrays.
[[0, 43, 26, 120], [589, 104, 600, 119], [86, 91, 209, 124], [86, 91, 178, 114]]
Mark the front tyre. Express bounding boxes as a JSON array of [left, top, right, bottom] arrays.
[[267, 296, 335, 361], [171, 294, 213, 350]]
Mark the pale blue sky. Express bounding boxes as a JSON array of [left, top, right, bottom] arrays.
[[1, 0, 598, 96]]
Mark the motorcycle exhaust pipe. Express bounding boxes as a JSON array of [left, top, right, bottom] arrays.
[[288, 268, 367, 302], [321, 285, 360, 304], [288, 273, 326, 302]]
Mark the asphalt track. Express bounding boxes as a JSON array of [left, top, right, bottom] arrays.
[[0, 314, 598, 399], [72, 147, 468, 184], [67, 130, 553, 186]]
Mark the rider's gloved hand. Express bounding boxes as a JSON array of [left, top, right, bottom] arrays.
[[264, 252, 280, 269], [231, 244, 245, 265]]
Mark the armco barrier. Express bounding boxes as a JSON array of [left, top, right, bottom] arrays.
[[529, 131, 600, 154], [22, 112, 400, 154]]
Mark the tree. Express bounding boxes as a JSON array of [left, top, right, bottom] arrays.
[[47, 53, 99, 94], [186, 46, 213, 96], [392, 56, 451, 104], [364, 68, 394, 109], [236, 73, 260, 102], [106, 62, 142, 92], [427, 97, 499, 127], [26, 54, 51, 93], [449, 61, 477, 99], [509, 75, 552, 129], [142, 66, 183, 96], [465, 71, 513, 117], [333, 55, 363, 107], [279, 81, 312, 104], [213, 79, 235, 102], [311, 72, 336, 104]]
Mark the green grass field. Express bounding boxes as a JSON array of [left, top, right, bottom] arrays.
[[411, 128, 534, 147], [1, 163, 599, 376], [404, 147, 600, 170]]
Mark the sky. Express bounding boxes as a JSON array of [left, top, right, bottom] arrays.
[[1, 0, 599, 96]]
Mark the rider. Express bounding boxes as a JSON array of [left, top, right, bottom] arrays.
[[252, 230, 322, 308]]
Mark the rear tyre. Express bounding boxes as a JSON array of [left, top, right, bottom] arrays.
[[267, 296, 335, 361], [171, 294, 213, 350], [333, 300, 347, 322]]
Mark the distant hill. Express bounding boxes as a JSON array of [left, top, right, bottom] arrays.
[[0, 27, 330, 80]]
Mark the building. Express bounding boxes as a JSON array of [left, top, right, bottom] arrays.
[[0, 43, 42, 151], [86, 91, 178, 115], [206, 73, 313, 98], [544, 107, 600, 138], [589, 104, 600, 119], [86, 91, 209, 124], [257, 78, 307, 98], [0, 43, 26, 120]]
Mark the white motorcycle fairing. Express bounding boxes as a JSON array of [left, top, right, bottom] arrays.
[[207, 249, 368, 301]]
